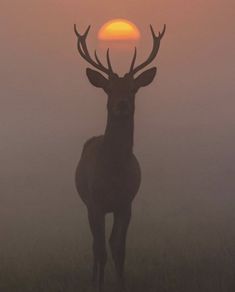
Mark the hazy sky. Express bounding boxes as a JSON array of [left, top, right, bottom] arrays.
[[0, 0, 235, 263]]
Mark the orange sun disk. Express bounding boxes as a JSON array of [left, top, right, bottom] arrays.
[[98, 19, 140, 41]]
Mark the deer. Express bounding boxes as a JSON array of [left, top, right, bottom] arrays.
[[74, 23, 166, 292]]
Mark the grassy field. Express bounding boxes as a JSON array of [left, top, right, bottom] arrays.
[[0, 243, 234, 292], [1, 185, 234, 292]]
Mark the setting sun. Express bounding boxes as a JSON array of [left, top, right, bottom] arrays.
[[98, 19, 140, 41]]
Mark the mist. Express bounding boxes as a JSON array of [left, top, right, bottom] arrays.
[[0, 0, 234, 291]]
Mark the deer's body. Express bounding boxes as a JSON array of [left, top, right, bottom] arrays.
[[73, 23, 165, 292], [76, 134, 141, 213]]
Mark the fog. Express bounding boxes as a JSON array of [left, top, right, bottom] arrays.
[[0, 0, 234, 290]]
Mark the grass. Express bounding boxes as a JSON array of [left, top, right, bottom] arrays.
[[0, 245, 234, 292]]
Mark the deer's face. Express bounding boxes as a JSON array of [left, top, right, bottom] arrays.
[[86, 67, 157, 118], [74, 23, 165, 118]]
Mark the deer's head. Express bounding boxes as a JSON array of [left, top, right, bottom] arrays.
[[74, 24, 166, 119]]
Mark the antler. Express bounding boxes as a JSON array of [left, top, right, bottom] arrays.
[[129, 24, 166, 76], [74, 24, 114, 77]]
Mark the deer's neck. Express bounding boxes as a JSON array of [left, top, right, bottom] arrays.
[[102, 113, 134, 163]]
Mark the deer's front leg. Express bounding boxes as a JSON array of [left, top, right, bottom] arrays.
[[109, 205, 132, 291], [88, 206, 107, 292]]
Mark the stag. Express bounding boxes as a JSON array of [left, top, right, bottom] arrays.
[[74, 23, 166, 292]]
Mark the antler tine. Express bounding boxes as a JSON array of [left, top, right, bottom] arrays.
[[74, 24, 80, 37], [94, 50, 104, 66], [106, 49, 114, 73], [75, 25, 93, 59], [130, 24, 166, 76], [74, 24, 114, 76], [74, 24, 91, 38], [156, 24, 166, 41], [129, 47, 137, 73], [94, 50, 112, 72], [84, 25, 91, 38], [150, 24, 155, 38]]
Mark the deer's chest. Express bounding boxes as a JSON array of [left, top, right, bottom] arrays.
[[93, 163, 129, 193], [90, 158, 140, 208]]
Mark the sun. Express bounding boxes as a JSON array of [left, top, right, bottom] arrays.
[[98, 19, 140, 41]]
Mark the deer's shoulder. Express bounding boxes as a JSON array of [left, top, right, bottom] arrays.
[[82, 135, 104, 153]]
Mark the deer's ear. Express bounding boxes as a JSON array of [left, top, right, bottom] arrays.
[[86, 68, 108, 89], [134, 67, 157, 89]]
